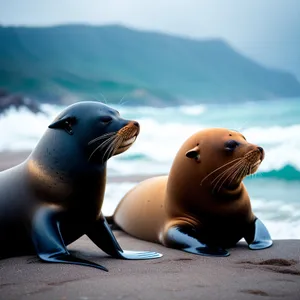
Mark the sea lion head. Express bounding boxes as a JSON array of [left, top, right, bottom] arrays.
[[48, 101, 140, 164], [183, 128, 264, 193]]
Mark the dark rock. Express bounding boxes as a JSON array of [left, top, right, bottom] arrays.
[[0, 91, 46, 116]]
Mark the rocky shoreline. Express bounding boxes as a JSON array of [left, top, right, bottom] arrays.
[[0, 89, 45, 116]]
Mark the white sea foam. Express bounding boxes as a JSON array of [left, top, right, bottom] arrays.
[[249, 197, 300, 239], [0, 103, 300, 175], [179, 105, 206, 116], [0, 105, 59, 151], [243, 125, 300, 171], [110, 121, 300, 176]]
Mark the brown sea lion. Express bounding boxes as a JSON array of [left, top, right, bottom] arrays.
[[0, 101, 162, 271], [109, 128, 272, 256]]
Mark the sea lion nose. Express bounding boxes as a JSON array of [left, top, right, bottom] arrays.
[[257, 146, 264, 154], [257, 146, 265, 160], [133, 121, 139, 128]]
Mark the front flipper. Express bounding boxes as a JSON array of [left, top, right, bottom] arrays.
[[245, 217, 273, 250], [164, 225, 229, 257], [32, 206, 108, 271], [86, 215, 162, 260]]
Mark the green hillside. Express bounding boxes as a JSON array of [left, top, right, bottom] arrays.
[[0, 24, 300, 106]]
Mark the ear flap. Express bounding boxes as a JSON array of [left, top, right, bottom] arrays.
[[48, 116, 76, 135], [185, 146, 201, 163]]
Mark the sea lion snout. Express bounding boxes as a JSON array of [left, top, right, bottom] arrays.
[[131, 120, 140, 135], [257, 146, 265, 161], [118, 120, 140, 138], [112, 120, 140, 155], [257, 146, 264, 153], [132, 121, 140, 128], [243, 146, 265, 175]]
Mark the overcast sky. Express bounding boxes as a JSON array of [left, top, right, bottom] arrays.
[[1, 0, 300, 77]]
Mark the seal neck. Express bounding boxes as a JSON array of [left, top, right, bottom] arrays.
[[166, 177, 245, 220], [31, 129, 106, 175], [26, 130, 107, 214], [213, 182, 244, 201]]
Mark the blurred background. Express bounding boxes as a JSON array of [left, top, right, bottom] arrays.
[[0, 0, 300, 239]]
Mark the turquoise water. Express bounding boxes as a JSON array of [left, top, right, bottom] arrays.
[[115, 98, 300, 179], [0, 98, 299, 238]]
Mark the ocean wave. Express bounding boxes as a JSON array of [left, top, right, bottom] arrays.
[[117, 153, 152, 161], [110, 155, 300, 181], [251, 197, 300, 239], [1, 103, 300, 181], [113, 121, 300, 178], [178, 105, 206, 116], [116, 104, 206, 116], [259, 165, 300, 181], [0, 106, 57, 151]]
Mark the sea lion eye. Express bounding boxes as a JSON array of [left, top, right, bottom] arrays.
[[224, 140, 239, 151], [99, 116, 112, 124]]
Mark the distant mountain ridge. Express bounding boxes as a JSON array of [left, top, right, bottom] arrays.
[[0, 24, 300, 106]]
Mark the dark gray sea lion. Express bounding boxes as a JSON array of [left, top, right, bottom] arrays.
[[0, 101, 162, 271], [110, 128, 272, 257]]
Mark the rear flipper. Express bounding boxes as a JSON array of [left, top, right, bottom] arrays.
[[87, 215, 162, 260], [244, 217, 273, 250], [32, 206, 108, 271], [163, 225, 229, 257]]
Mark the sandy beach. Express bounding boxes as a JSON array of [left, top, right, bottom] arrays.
[[0, 151, 300, 300]]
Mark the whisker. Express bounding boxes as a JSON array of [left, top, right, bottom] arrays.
[[211, 166, 236, 189], [217, 165, 242, 193], [89, 143, 107, 162], [106, 138, 123, 162], [88, 132, 116, 145], [105, 144, 117, 162], [211, 162, 242, 193], [218, 160, 248, 192], [233, 169, 245, 186], [249, 166, 255, 176], [88, 135, 117, 161], [107, 138, 123, 160], [226, 163, 247, 189], [211, 159, 244, 185], [212, 160, 245, 193], [119, 93, 128, 106], [214, 160, 244, 189], [200, 157, 242, 185], [119, 99, 132, 107], [236, 164, 249, 183], [240, 164, 250, 180], [95, 135, 116, 152], [239, 162, 250, 177], [102, 137, 122, 163], [99, 92, 108, 105], [236, 121, 250, 133], [228, 164, 245, 186], [102, 141, 114, 161]]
